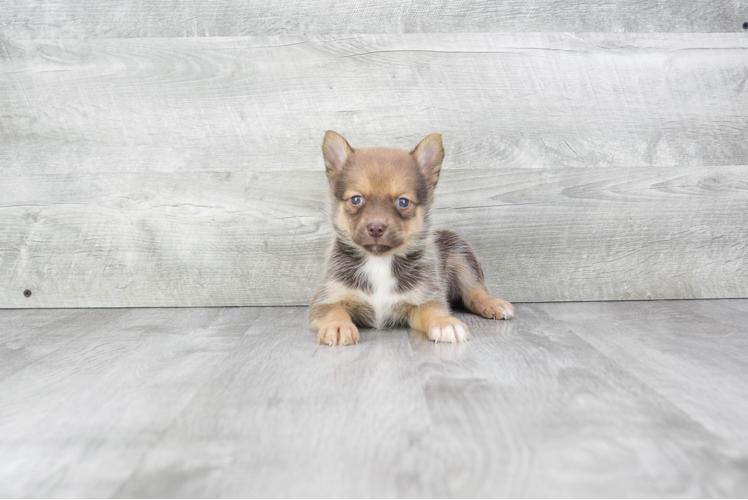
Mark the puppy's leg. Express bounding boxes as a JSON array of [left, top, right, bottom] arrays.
[[464, 288, 515, 321], [409, 301, 469, 343], [436, 230, 515, 320], [308, 302, 360, 346]]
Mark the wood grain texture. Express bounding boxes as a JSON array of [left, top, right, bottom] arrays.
[[409, 302, 748, 497], [537, 300, 748, 446], [1, 302, 748, 496], [0, 308, 127, 380], [1, 0, 745, 39], [2, 166, 747, 307], [2, 34, 747, 171], [114, 307, 442, 498], [0, 307, 258, 498], [2, 33, 747, 306]]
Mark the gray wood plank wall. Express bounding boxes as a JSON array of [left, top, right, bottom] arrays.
[[2, 8, 747, 308], [2, 0, 747, 37]]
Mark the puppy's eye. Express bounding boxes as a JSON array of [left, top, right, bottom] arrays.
[[350, 195, 364, 206], [397, 197, 410, 208]]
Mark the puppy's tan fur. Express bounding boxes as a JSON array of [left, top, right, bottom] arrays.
[[309, 131, 514, 345]]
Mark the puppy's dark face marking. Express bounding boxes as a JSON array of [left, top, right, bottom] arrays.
[[322, 131, 444, 257]]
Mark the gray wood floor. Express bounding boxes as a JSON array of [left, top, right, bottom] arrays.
[[1, 301, 747, 497]]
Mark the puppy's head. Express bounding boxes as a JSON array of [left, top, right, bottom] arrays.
[[322, 131, 444, 256]]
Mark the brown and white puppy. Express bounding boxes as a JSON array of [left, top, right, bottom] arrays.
[[308, 131, 514, 345]]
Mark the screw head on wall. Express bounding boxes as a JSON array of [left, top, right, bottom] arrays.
[[23, 289, 32, 298]]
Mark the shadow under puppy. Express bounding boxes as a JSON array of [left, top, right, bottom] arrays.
[[309, 131, 514, 345]]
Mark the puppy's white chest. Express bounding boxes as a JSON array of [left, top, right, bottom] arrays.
[[360, 256, 400, 327]]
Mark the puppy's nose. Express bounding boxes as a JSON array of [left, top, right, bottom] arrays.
[[367, 222, 387, 238]]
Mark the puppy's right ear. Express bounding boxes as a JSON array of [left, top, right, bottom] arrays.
[[322, 131, 354, 183]]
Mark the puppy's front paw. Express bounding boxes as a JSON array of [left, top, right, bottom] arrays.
[[476, 296, 515, 320], [318, 320, 360, 346], [427, 316, 469, 343]]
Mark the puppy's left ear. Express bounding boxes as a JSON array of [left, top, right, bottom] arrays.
[[322, 130, 354, 183], [411, 133, 444, 189]]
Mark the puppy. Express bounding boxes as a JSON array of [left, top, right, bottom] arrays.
[[308, 131, 514, 345]]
